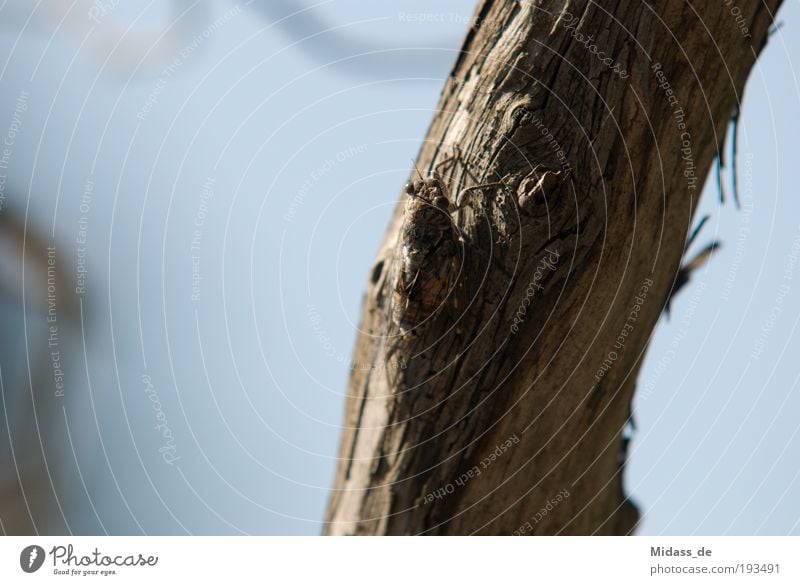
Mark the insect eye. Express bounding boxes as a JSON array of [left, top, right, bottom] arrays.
[[404, 181, 415, 195], [434, 196, 451, 211]]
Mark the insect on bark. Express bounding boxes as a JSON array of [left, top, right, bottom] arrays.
[[386, 153, 504, 340]]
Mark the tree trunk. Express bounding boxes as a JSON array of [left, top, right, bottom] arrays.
[[325, 0, 781, 535]]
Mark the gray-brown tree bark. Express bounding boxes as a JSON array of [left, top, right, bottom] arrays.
[[325, 0, 782, 535]]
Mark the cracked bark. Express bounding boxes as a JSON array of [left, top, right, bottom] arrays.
[[325, 0, 782, 535]]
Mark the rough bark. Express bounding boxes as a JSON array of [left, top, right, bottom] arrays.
[[325, 0, 781, 535]]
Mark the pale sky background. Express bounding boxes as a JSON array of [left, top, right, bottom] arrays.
[[0, 0, 797, 535]]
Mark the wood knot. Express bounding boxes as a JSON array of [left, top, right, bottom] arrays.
[[517, 168, 564, 213], [498, 95, 535, 134]]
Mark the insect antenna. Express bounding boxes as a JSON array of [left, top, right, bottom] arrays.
[[411, 159, 425, 182]]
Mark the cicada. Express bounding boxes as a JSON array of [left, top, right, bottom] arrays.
[[384, 157, 504, 340], [390, 170, 464, 335]]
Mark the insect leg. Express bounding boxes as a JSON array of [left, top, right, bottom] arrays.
[[433, 144, 461, 176], [455, 181, 506, 209]]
